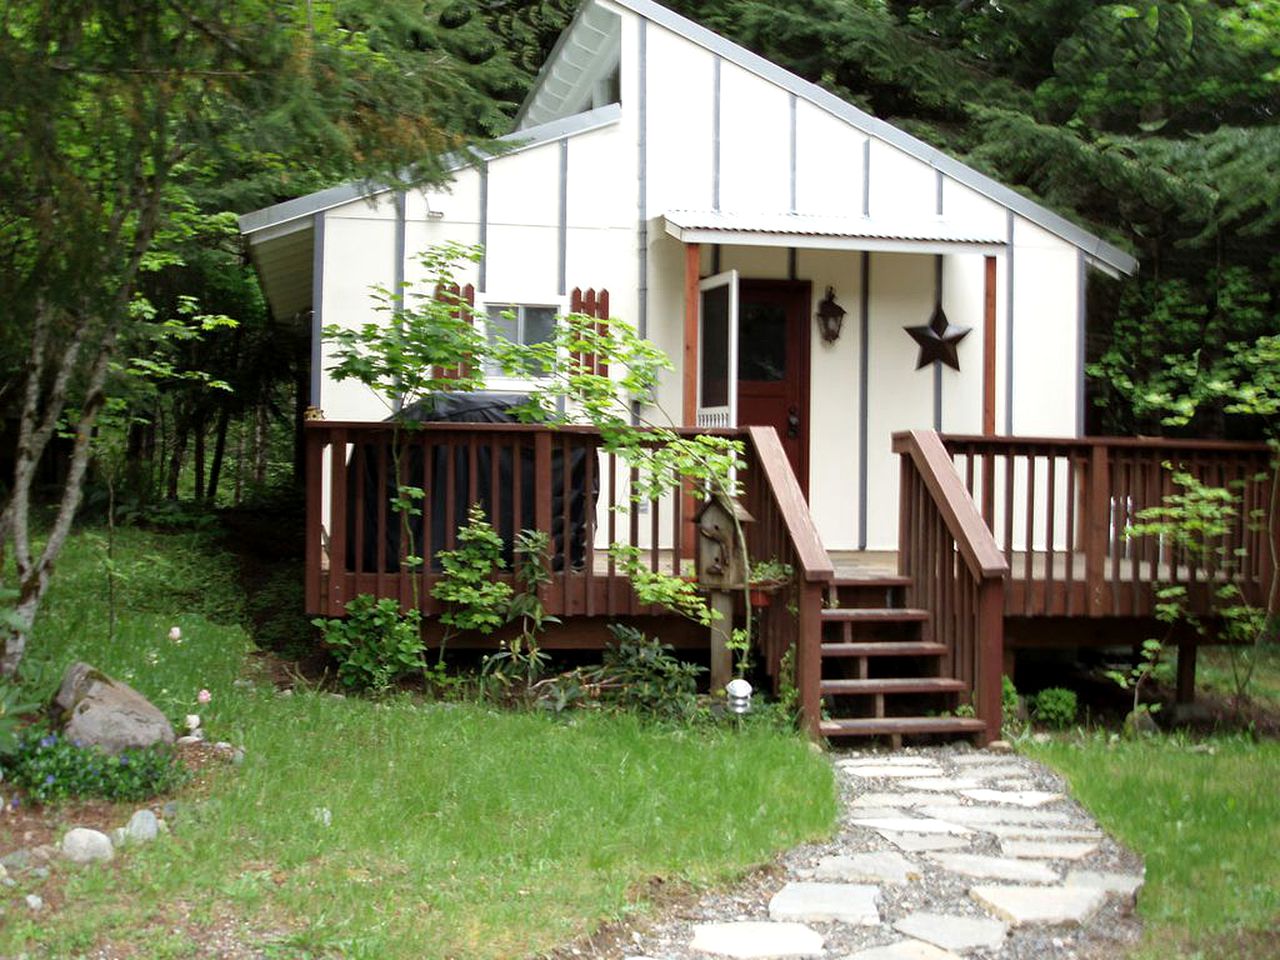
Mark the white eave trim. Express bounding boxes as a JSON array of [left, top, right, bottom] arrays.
[[613, 0, 1138, 276], [239, 103, 623, 238], [663, 213, 1005, 256]]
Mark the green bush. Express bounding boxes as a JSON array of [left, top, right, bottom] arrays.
[[1001, 674, 1022, 733], [313, 594, 425, 693], [1032, 687, 1078, 729], [8, 731, 189, 804], [598, 623, 704, 720]]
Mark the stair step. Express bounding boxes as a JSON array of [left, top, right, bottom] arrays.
[[819, 716, 987, 737], [820, 641, 947, 658], [831, 576, 912, 589], [822, 608, 928, 623], [820, 677, 966, 695]]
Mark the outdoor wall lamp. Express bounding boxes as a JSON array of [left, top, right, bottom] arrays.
[[816, 287, 846, 344]]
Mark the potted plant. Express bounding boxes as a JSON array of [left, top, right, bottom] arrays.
[[748, 558, 794, 608]]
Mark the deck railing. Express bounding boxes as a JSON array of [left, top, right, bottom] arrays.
[[941, 435, 1277, 617], [304, 422, 834, 719], [739, 426, 835, 736], [893, 430, 1008, 739]]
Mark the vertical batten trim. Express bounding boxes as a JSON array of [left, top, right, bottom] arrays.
[[711, 245, 721, 274], [788, 247, 798, 280], [858, 250, 870, 550], [1077, 250, 1087, 437], [393, 191, 407, 412], [861, 139, 871, 217], [935, 171, 945, 217], [712, 55, 722, 212], [789, 93, 798, 213], [637, 19, 648, 341], [1004, 210, 1015, 435], [478, 163, 489, 291], [310, 213, 325, 406], [557, 139, 569, 296], [934, 255, 943, 431]]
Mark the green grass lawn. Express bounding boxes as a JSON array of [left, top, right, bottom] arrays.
[[1025, 735, 1280, 959], [2, 524, 836, 959]]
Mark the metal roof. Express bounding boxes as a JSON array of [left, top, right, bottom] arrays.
[[664, 211, 1006, 250]]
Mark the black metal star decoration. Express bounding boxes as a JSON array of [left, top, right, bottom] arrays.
[[905, 304, 971, 371]]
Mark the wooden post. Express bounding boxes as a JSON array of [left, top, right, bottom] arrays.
[[534, 431, 554, 611], [708, 590, 734, 693], [798, 581, 823, 738], [982, 255, 997, 436], [1176, 640, 1198, 705], [1086, 442, 1110, 616], [682, 243, 701, 425], [304, 425, 324, 615], [327, 427, 348, 616], [977, 580, 1005, 744]]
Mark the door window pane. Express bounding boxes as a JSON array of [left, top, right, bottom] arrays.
[[700, 285, 730, 408], [738, 302, 787, 382]]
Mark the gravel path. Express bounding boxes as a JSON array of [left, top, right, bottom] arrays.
[[596, 743, 1144, 960]]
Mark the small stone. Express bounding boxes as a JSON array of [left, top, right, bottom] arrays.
[[212, 741, 233, 753], [313, 807, 332, 827], [231, 749, 246, 766], [176, 735, 202, 745], [768, 882, 880, 925], [959, 789, 1065, 808], [1, 849, 31, 871], [690, 921, 824, 958], [184, 714, 201, 731], [970, 884, 1106, 926], [30, 866, 49, 880], [0, 864, 7, 883], [126, 809, 160, 843], [1001, 840, 1098, 860], [846, 939, 962, 960], [814, 852, 919, 885], [1065, 870, 1145, 904], [852, 817, 974, 835], [987, 740, 1013, 753], [25, 894, 43, 912], [928, 853, 1058, 883], [894, 911, 1008, 952], [1032, 732, 1052, 744], [30, 845, 57, 863], [278, 687, 294, 697], [0, 875, 14, 888], [62, 828, 115, 864], [162, 801, 179, 819], [878, 832, 973, 853]]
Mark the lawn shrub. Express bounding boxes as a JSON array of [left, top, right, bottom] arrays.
[[1032, 687, 1078, 729], [313, 594, 424, 693], [8, 731, 189, 803]]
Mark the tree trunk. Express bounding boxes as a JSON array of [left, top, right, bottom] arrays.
[[233, 418, 245, 506], [206, 405, 232, 502], [167, 413, 189, 501], [254, 403, 269, 487], [193, 411, 207, 502]]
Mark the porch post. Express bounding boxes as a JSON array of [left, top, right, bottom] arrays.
[[982, 255, 997, 436], [683, 243, 701, 425]]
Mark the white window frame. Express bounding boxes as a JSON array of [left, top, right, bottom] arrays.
[[478, 295, 567, 388]]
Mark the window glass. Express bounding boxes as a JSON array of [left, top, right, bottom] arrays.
[[738, 302, 787, 382], [700, 286, 730, 408], [483, 304, 556, 377], [524, 307, 556, 346]]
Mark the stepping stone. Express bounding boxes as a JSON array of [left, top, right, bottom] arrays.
[[814, 851, 919, 885], [768, 882, 881, 925], [847, 939, 962, 960], [928, 852, 1059, 883], [879, 831, 972, 853], [900, 778, 982, 792], [838, 755, 942, 768], [844, 766, 944, 779], [847, 807, 910, 820], [690, 921, 825, 958], [1065, 869, 1145, 904], [950, 752, 1021, 766], [919, 805, 1071, 826], [852, 817, 974, 836], [954, 764, 1027, 780], [970, 884, 1106, 927], [1001, 840, 1098, 860], [980, 824, 1104, 841], [894, 911, 1009, 952], [853, 792, 959, 808], [959, 789, 1065, 808]]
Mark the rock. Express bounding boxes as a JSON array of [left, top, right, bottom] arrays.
[[949, 764, 1029, 780], [690, 921, 824, 958], [25, 894, 43, 912], [851, 817, 974, 835], [970, 884, 1106, 926], [987, 740, 1013, 753], [162, 801, 179, 819], [918, 805, 1071, 826], [1, 849, 31, 871], [847, 940, 962, 960], [61, 827, 114, 864], [0, 864, 7, 883], [854, 792, 959, 808], [1065, 869, 1145, 905], [899, 778, 983, 792], [212, 741, 233, 753], [814, 852, 919, 885], [53, 662, 175, 755], [927, 853, 1059, 883], [313, 807, 332, 827], [30, 866, 49, 880], [894, 911, 1009, 951], [231, 749, 246, 766], [980, 824, 1103, 841], [959, 789, 1064, 808], [768, 882, 880, 925], [126, 809, 160, 843], [837, 755, 942, 769], [1000, 840, 1099, 860], [878, 832, 973, 853], [842, 765, 942, 779], [30, 845, 57, 863], [176, 735, 203, 745], [1123, 710, 1159, 737]]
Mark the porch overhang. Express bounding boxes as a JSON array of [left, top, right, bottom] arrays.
[[662, 211, 1005, 256]]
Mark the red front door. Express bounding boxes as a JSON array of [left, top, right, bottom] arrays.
[[736, 280, 811, 495]]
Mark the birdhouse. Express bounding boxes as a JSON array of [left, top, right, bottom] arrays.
[[695, 494, 754, 590]]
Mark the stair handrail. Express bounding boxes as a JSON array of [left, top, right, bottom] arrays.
[[893, 429, 1008, 743], [746, 427, 834, 583]]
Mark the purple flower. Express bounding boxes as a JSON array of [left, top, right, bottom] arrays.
[[9, 797, 19, 810], [38, 734, 57, 748], [43, 774, 55, 786]]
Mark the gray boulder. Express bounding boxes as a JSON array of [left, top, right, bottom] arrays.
[[125, 809, 159, 844], [53, 662, 175, 754], [61, 827, 114, 864]]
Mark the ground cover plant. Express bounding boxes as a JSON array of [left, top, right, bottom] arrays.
[[0, 523, 836, 959], [1026, 734, 1280, 959]]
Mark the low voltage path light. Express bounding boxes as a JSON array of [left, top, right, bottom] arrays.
[[816, 287, 846, 344], [726, 677, 753, 716]]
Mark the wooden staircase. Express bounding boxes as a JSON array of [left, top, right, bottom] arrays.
[[816, 576, 986, 743]]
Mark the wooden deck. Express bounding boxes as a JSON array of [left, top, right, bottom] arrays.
[[304, 421, 1277, 741]]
